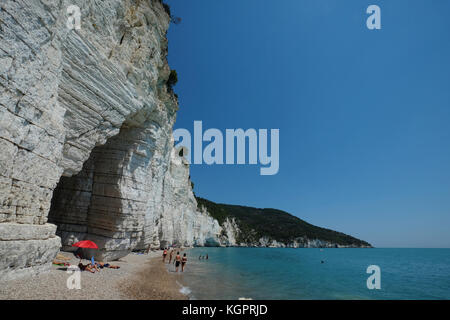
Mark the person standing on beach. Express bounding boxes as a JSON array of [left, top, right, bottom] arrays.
[[175, 252, 181, 272], [162, 248, 168, 262], [181, 253, 187, 272]]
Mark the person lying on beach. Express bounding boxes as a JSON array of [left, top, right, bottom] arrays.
[[96, 262, 120, 269], [78, 262, 95, 273], [55, 253, 71, 261], [78, 258, 100, 272], [81, 258, 100, 272], [92, 263, 101, 272], [90, 257, 101, 272], [52, 260, 70, 266]]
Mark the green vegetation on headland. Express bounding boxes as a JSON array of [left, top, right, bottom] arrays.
[[196, 197, 372, 247]]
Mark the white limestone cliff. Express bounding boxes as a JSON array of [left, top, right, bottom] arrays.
[[220, 217, 240, 246], [0, 0, 224, 280]]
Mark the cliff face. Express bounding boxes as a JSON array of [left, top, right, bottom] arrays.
[[153, 147, 222, 250], [214, 222, 369, 249], [0, 0, 221, 280], [196, 198, 373, 249], [220, 217, 240, 246]]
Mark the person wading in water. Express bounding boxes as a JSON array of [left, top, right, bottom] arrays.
[[174, 251, 181, 272], [168, 249, 174, 264], [181, 253, 187, 272]]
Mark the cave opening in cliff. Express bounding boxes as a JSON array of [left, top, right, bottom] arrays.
[[47, 121, 157, 260], [48, 150, 96, 253]]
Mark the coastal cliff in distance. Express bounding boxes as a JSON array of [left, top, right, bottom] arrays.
[[198, 198, 372, 248]]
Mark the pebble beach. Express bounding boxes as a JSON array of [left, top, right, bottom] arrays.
[[0, 250, 187, 300]]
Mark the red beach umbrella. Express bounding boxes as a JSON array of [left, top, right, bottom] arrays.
[[72, 240, 98, 249]]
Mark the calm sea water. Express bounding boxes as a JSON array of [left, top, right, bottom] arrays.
[[178, 248, 450, 300]]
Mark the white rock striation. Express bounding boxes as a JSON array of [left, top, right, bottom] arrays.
[[0, 0, 226, 280]]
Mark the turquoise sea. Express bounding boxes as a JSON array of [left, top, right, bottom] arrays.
[[178, 248, 450, 300]]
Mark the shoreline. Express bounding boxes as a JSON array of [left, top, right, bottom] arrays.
[[120, 251, 188, 300], [0, 250, 187, 300]]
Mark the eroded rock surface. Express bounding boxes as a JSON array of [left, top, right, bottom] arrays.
[[0, 0, 225, 280]]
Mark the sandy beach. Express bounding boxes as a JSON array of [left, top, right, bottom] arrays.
[[0, 250, 187, 300]]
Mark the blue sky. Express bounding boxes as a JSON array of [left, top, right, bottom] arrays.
[[165, 0, 450, 247]]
